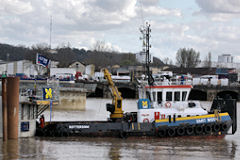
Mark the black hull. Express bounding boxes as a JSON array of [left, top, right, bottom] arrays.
[[36, 120, 232, 139]]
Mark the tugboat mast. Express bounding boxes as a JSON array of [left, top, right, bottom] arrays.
[[140, 22, 154, 85]]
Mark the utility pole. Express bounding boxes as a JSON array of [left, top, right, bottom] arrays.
[[140, 22, 154, 85], [49, 16, 52, 49]]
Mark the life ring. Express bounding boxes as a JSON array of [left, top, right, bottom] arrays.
[[165, 102, 171, 108], [143, 118, 150, 123]]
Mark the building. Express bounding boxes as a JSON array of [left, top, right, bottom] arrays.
[[136, 51, 153, 64], [85, 64, 95, 77], [197, 54, 240, 81], [164, 67, 238, 82], [69, 61, 85, 74], [198, 54, 240, 69], [49, 61, 59, 68], [50, 68, 76, 80], [218, 54, 233, 63], [0, 60, 45, 77]]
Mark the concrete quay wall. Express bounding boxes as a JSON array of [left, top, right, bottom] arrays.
[[54, 88, 87, 110]]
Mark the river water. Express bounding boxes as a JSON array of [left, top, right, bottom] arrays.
[[0, 98, 239, 160]]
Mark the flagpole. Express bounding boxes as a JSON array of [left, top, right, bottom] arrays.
[[36, 53, 38, 65], [36, 53, 40, 76], [50, 100, 52, 123]]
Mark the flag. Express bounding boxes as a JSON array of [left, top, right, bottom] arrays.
[[36, 53, 50, 68]]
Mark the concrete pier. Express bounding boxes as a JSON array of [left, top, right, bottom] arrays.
[[54, 88, 87, 110]]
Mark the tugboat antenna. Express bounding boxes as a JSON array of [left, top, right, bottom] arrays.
[[142, 22, 154, 85]]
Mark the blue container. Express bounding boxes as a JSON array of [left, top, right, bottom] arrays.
[[138, 99, 150, 109], [21, 122, 29, 132]]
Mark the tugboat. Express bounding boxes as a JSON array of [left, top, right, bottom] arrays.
[[131, 22, 236, 138], [36, 69, 237, 138], [36, 23, 237, 138], [136, 82, 236, 138]]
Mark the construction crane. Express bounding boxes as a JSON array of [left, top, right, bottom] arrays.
[[103, 68, 124, 121]]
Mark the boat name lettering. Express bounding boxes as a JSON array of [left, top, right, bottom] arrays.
[[207, 118, 217, 122], [141, 114, 149, 117], [196, 119, 206, 123], [69, 125, 90, 129]]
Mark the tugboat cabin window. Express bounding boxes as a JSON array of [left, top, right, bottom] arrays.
[[166, 92, 172, 101], [157, 92, 162, 104], [146, 91, 151, 101], [153, 92, 156, 102], [182, 91, 187, 101], [174, 92, 180, 101]]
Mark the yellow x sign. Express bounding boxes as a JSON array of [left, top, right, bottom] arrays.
[[142, 101, 148, 107], [45, 88, 52, 99]]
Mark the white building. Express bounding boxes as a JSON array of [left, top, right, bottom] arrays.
[[197, 54, 240, 81], [69, 61, 85, 73], [136, 51, 153, 64], [85, 64, 95, 77], [50, 68, 76, 79], [198, 54, 240, 69], [218, 54, 233, 63], [0, 60, 43, 77]]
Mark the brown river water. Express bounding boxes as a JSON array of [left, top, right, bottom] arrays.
[[0, 98, 239, 160]]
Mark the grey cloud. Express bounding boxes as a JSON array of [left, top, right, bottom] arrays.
[[93, 0, 131, 12], [139, 0, 159, 6], [196, 0, 240, 14], [0, 0, 33, 15], [3, 0, 240, 64]]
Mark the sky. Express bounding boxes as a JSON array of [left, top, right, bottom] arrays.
[[1, 0, 240, 63]]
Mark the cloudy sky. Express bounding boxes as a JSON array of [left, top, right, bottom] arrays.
[[1, 0, 240, 63]]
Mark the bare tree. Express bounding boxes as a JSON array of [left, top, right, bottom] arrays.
[[176, 48, 200, 68], [57, 42, 71, 49], [31, 43, 49, 50], [204, 52, 212, 68], [163, 57, 169, 65], [92, 40, 111, 52]]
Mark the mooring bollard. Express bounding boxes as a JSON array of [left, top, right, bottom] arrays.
[[7, 77, 20, 139]]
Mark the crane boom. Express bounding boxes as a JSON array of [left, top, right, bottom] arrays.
[[103, 68, 123, 121]]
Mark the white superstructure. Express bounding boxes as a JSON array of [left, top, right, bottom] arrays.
[[137, 84, 208, 123]]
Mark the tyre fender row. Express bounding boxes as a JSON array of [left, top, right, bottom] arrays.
[[157, 122, 229, 137]]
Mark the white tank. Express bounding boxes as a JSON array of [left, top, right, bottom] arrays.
[[193, 78, 200, 85], [200, 78, 208, 85], [210, 78, 218, 86], [220, 79, 229, 86]]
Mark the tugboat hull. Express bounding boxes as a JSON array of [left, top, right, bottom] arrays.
[[36, 113, 232, 138]]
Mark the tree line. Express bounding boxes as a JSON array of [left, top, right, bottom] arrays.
[[0, 42, 211, 69], [0, 43, 164, 70]]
